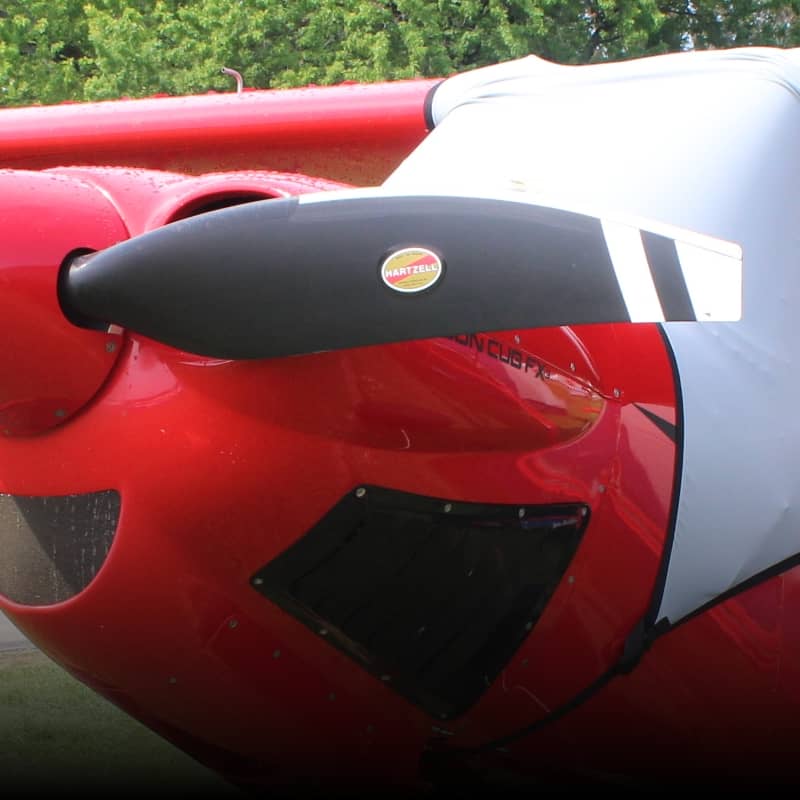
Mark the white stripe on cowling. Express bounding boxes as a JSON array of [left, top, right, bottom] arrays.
[[675, 240, 743, 321], [601, 220, 666, 323]]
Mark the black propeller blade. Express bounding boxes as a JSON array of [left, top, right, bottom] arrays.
[[60, 190, 742, 360]]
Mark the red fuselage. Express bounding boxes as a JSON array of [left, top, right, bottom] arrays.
[[0, 79, 797, 791]]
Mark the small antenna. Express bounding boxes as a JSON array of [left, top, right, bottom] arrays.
[[220, 67, 244, 94]]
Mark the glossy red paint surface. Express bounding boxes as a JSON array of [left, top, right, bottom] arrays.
[[0, 166, 350, 437], [0, 89, 797, 792], [0, 157, 678, 785], [0, 323, 672, 787], [0, 79, 437, 184], [0, 171, 124, 435], [48, 166, 351, 234]]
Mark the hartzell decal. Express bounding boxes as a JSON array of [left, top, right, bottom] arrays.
[[380, 247, 443, 293]]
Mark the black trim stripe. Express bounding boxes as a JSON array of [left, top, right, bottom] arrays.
[[423, 80, 444, 130], [665, 552, 800, 633], [634, 403, 677, 442], [644, 326, 685, 629], [641, 231, 696, 321], [426, 323, 799, 761], [425, 325, 686, 761]]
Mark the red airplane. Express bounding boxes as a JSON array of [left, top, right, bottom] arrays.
[[1, 45, 798, 793]]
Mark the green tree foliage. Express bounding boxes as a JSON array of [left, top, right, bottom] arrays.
[[2, 1, 800, 106], [0, 0, 91, 105]]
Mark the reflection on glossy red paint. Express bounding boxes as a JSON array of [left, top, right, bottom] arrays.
[[0, 158, 797, 793], [0, 172, 125, 435], [0, 79, 435, 184], [0, 315, 675, 787]]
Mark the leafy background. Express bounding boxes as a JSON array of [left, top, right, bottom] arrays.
[[1, 1, 799, 106]]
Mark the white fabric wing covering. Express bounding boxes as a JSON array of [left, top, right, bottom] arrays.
[[386, 46, 800, 625]]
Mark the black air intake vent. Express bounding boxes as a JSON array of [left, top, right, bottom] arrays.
[[251, 486, 588, 720]]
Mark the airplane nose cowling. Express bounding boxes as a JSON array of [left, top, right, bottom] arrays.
[[0, 171, 126, 436]]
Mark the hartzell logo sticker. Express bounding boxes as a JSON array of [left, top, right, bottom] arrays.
[[380, 247, 443, 293]]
